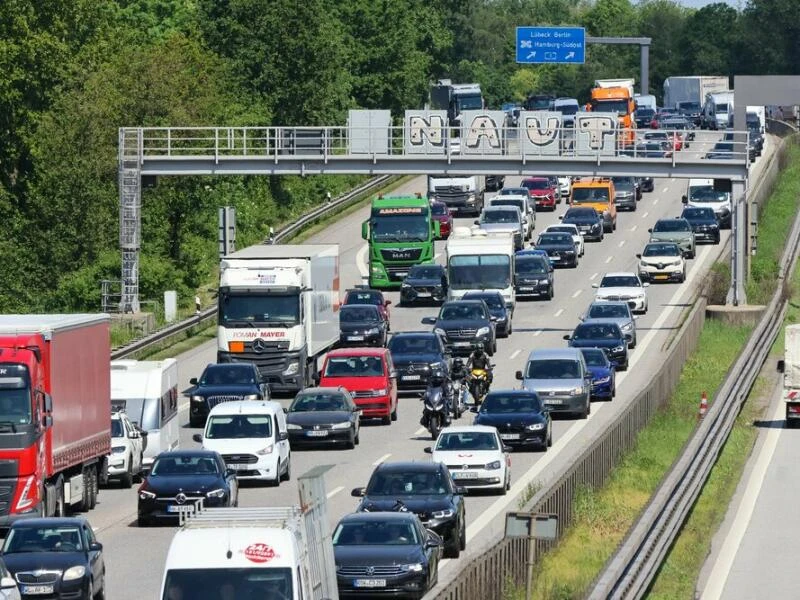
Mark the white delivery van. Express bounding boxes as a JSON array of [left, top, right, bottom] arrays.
[[110, 359, 179, 471], [681, 178, 732, 229], [161, 506, 337, 600], [193, 400, 291, 486]]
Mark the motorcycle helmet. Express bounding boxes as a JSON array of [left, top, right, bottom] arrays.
[[429, 368, 445, 386], [452, 358, 464, 369]]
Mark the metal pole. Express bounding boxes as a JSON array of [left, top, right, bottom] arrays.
[[640, 43, 650, 95], [726, 180, 748, 305], [526, 536, 535, 600]]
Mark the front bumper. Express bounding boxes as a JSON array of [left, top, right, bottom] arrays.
[[639, 264, 684, 282], [533, 196, 556, 210], [615, 195, 636, 210], [222, 453, 279, 480], [353, 396, 392, 419], [692, 227, 720, 243], [576, 225, 603, 240], [597, 295, 647, 312], [441, 332, 493, 355], [515, 280, 552, 298], [336, 570, 429, 598], [447, 466, 506, 489], [138, 494, 228, 522], [591, 378, 614, 399], [400, 286, 446, 304], [14, 573, 88, 600], [107, 453, 130, 476], [539, 393, 588, 414], [289, 427, 352, 446], [339, 331, 384, 346], [546, 250, 578, 267], [495, 426, 548, 446]]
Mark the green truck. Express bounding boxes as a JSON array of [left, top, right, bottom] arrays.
[[361, 194, 440, 288]]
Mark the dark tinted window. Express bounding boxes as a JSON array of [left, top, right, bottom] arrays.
[[642, 243, 681, 257], [201, 365, 257, 386], [573, 323, 622, 340], [408, 265, 443, 279], [537, 233, 573, 245], [522, 179, 550, 190], [151, 454, 220, 476], [340, 306, 380, 322], [289, 393, 349, 412], [366, 468, 451, 495], [580, 349, 609, 367], [388, 335, 439, 354], [653, 219, 690, 232], [480, 394, 541, 413], [525, 359, 581, 379]]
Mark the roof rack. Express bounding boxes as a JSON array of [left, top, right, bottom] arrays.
[[179, 504, 303, 529]]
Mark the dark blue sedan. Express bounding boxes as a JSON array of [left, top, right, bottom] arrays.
[[579, 348, 616, 401], [473, 390, 551, 451], [564, 322, 629, 371]]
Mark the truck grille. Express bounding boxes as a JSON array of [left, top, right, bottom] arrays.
[[222, 454, 258, 464], [338, 565, 405, 577], [0, 482, 13, 516], [244, 340, 290, 352], [385, 265, 413, 281], [206, 395, 243, 408], [379, 247, 422, 262]]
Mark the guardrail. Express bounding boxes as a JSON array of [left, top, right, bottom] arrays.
[[587, 137, 800, 600], [110, 174, 393, 360]]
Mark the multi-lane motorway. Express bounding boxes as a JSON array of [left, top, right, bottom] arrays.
[[89, 132, 773, 599]]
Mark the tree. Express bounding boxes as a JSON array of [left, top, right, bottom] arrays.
[[739, 0, 800, 74], [636, 1, 689, 101], [680, 3, 740, 76]]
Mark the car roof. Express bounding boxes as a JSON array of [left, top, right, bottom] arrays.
[[438, 425, 499, 435], [10, 517, 90, 529], [327, 347, 388, 357], [603, 271, 637, 278], [208, 400, 284, 415], [296, 387, 348, 396], [338, 512, 419, 524], [525, 348, 584, 360], [373, 461, 442, 473]]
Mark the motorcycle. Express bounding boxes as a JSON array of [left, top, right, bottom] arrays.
[[468, 367, 492, 407], [420, 383, 451, 440], [449, 376, 468, 418]]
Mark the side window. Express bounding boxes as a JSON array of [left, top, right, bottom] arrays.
[[273, 415, 280, 437], [161, 386, 178, 423], [297, 569, 304, 600], [84, 526, 96, 546]]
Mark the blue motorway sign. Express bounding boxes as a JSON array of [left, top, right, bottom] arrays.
[[516, 26, 586, 64]]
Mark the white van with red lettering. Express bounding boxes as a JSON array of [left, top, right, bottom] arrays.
[[159, 506, 337, 600]]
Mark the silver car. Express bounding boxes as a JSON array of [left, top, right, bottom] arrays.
[[515, 348, 592, 419], [579, 301, 638, 348], [475, 206, 524, 251], [648, 218, 696, 258]]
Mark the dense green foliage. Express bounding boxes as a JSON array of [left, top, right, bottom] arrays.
[[0, 0, 795, 313]]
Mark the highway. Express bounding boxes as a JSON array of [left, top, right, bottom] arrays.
[[89, 131, 773, 599]]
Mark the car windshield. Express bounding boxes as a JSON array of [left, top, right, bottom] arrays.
[[643, 243, 680, 257], [689, 186, 728, 203], [289, 393, 349, 412], [324, 356, 385, 377], [439, 303, 485, 321], [151, 454, 219, 476], [516, 257, 549, 274], [573, 324, 621, 340], [388, 335, 438, 354], [525, 359, 580, 379], [346, 291, 383, 306], [587, 303, 629, 319], [3, 526, 84, 553], [408, 265, 442, 279], [490, 199, 524, 212], [430, 203, 448, 216], [436, 431, 499, 451], [201, 366, 257, 386], [581, 349, 609, 367], [522, 179, 549, 190], [482, 209, 519, 224], [653, 220, 690, 232], [162, 568, 292, 600], [480, 394, 541, 413], [464, 294, 503, 309], [572, 187, 609, 203], [682, 208, 715, 220], [366, 469, 450, 495], [601, 276, 641, 288], [501, 188, 529, 196], [564, 208, 598, 219], [111, 419, 124, 438], [205, 415, 271, 439], [538, 233, 572, 245], [340, 306, 380, 323], [333, 521, 420, 546]]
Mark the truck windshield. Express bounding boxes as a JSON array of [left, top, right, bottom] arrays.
[[591, 99, 629, 115], [715, 103, 729, 113], [448, 255, 511, 290], [111, 398, 159, 431], [220, 293, 300, 327], [456, 94, 483, 111], [572, 188, 609, 203], [0, 365, 32, 427], [163, 568, 292, 600], [689, 186, 728, 203], [370, 214, 429, 242]]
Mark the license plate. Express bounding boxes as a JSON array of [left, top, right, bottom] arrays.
[[354, 579, 387, 588], [500, 433, 520, 440], [518, 287, 533, 292], [227, 463, 247, 470], [416, 292, 432, 297], [22, 586, 54, 595], [307, 430, 329, 437], [395, 272, 408, 278], [546, 399, 564, 405], [167, 505, 191, 513], [402, 374, 421, 381], [348, 335, 365, 341], [452, 471, 479, 479], [453, 342, 471, 347], [550, 255, 560, 260], [654, 274, 669, 280]]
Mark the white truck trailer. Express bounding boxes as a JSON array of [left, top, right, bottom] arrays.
[[663, 76, 728, 111], [702, 90, 735, 130], [446, 227, 515, 308], [594, 78, 635, 97], [780, 325, 800, 427], [217, 244, 339, 393], [428, 175, 486, 217]]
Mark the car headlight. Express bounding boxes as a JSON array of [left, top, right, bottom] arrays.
[[526, 423, 545, 431], [612, 345, 624, 352], [191, 395, 204, 403], [112, 445, 126, 454], [670, 260, 683, 266], [372, 388, 388, 396], [476, 327, 490, 336], [256, 444, 274, 455], [62, 566, 86, 581], [434, 327, 446, 337], [401, 563, 425, 573], [206, 488, 226, 499], [596, 376, 611, 384], [569, 386, 583, 396], [287, 423, 302, 430], [486, 460, 502, 470], [432, 508, 455, 519], [138, 490, 156, 500], [591, 223, 600, 230], [371, 265, 383, 274], [365, 327, 380, 335], [242, 394, 259, 401], [639, 261, 648, 268], [429, 361, 443, 369], [621, 323, 633, 331], [637, 291, 646, 298], [331, 421, 351, 430], [284, 362, 299, 376]]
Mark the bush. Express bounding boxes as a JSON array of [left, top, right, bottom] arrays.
[[704, 262, 731, 305]]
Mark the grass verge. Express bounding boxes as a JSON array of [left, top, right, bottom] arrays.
[[141, 324, 217, 361]]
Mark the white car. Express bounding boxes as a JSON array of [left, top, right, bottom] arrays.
[[592, 272, 650, 314], [425, 425, 510, 495], [0, 559, 20, 600], [637, 242, 687, 283], [107, 411, 146, 488], [543, 223, 584, 256], [558, 176, 572, 199]]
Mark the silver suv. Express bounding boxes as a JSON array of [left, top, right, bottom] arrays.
[[515, 348, 592, 419]]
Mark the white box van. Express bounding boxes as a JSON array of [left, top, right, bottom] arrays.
[[161, 506, 336, 600], [193, 401, 291, 486], [681, 178, 732, 229]]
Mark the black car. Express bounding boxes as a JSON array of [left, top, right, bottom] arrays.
[[352, 461, 466, 558], [722, 130, 758, 162], [186, 363, 270, 427], [338, 304, 388, 347], [388, 332, 450, 392], [561, 207, 604, 242], [705, 140, 737, 160], [2, 517, 105, 599], [462, 290, 512, 337], [137, 450, 238, 526], [333, 511, 442, 599], [473, 390, 551, 450], [421, 300, 497, 356], [400, 264, 448, 305], [681, 206, 721, 244], [486, 175, 505, 191], [514, 253, 554, 300], [564, 322, 629, 370], [285, 387, 360, 448], [638, 141, 671, 158], [535, 232, 579, 267], [634, 107, 655, 128], [611, 176, 638, 211], [638, 177, 655, 193]]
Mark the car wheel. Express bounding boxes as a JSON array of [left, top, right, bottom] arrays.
[[189, 415, 204, 428], [548, 423, 553, 446], [281, 454, 291, 482], [689, 250, 696, 259], [137, 516, 150, 527], [354, 426, 360, 445], [460, 524, 466, 551], [94, 578, 106, 600], [382, 414, 392, 426], [346, 430, 356, 450], [121, 458, 133, 489], [391, 404, 398, 421], [612, 383, 616, 398]]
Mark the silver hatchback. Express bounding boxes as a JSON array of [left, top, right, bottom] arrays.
[[515, 348, 592, 419]]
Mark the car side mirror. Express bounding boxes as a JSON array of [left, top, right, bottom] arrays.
[[454, 486, 467, 495], [592, 283, 599, 288], [643, 282, 651, 287], [279, 431, 289, 441], [312, 372, 321, 385], [128, 431, 139, 439], [283, 407, 288, 413], [0, 576, 15, 589], [489, 316, 498, 322], [647, 228, 653, 233], [558, 215, 563, 220], [421, 316, 436, 325], [502, 445, 512, 453], [351, 487, 366, 497], [563, 334, 571, 340], [423, 447, 432, 454], [636, 254, 642, 259], [192, 433, 203, 443], [385, 300, 392, 306], [226, 469, 236, 477], [425, 536, 443, 549], [474, 220, 480, 225], [681, 195, 688, 203], [43, 415, 53, 428], [89, 541, 103, 552], [189, 377, 198, 385], [778, 359, 785, 373], [515, 370, 523, 380]]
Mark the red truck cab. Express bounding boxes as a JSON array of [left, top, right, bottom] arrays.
[[521, 177, 557, 211], [318, 348, 398, 425]]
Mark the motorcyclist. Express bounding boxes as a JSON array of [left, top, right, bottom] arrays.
[[422, 367, 452, 423], [450, 358, 468, 382], [467, 345, 493, 386]]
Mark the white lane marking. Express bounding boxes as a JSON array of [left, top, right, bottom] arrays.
[[357, 244, 369, 277], [653, 198, 660, 206], [661, 187, 669, 193], [642, 211, 649, 219], [414, 427, 426, 436], [630, 225, 637, 232], [510, 350, 521, 360], [590, 272, 598, 281], [701, 391, 784, 600], [327, 486, 344, 499], [572, 289, 582, 299], [605, 256, 614, 263], [373, 453, 391, 466], [554, 308, 564, 317], [533, 330, 543, 337], [618, 240, 626, 248]]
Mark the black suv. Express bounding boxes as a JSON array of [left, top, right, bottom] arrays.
[[561, 207, 604, 242], [185, 363, 269, 427], [400, 264, 448, 305], [462, 290, 512, 337], [422, 299, 497, 355], [535, 231, 579, 268], [388, 332, 451, 392], [352, 461, 466, 558], [680, 206, 721, 244], [338, 304, 388, 347]]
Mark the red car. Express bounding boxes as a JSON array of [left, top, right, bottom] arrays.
[[318, 348, 398, 424], [521, 177, 557, 211], [430, 201, 453, 239], [343, 287, 391, 327]]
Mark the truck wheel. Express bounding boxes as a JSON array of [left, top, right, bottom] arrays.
[[280, 455, 291, 482], [89, 466, 98, 509], [121, 459, 133, 489], [79, 468, 91, 512]]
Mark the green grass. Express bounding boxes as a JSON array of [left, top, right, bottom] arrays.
[[142, 324, 217, 361]]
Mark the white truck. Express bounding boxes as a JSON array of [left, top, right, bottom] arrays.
[[446, 227, 515, 308], [110, 359, 179, 472], [634, 93, 656, 111], [428, 175, 486, 217], [702, 90, 735, 130], [594, 78, 635, 97], [780, 325, 800, 428], [217, 244, 339, 394], [663, 76, 728, 111]]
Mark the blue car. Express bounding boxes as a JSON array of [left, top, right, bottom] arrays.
[[579, 348, 616, 400]]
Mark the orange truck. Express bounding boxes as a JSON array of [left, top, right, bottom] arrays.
[[570, 178, 617, 233], [587, 79, 637, 146]]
